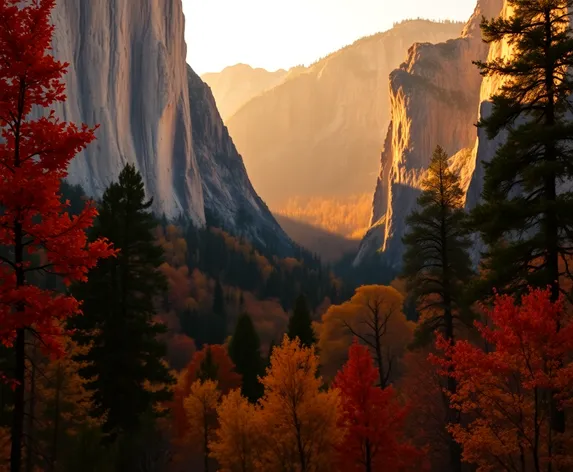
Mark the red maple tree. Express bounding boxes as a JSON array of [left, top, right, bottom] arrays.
[[333, 340, 426, 472], [0, 0, 115, 469], [433, 287, 573, 471]]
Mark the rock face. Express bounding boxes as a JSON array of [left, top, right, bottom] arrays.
[[187, 67, 293, 253], [224, 20, 465, 209], [354, 0, 504, 269], [201, 64, 288, 121], [48, 0, 292, 252]]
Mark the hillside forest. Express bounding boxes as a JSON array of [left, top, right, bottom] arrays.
[[4, 1, 573, 472]]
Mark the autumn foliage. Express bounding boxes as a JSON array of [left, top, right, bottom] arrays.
[[334, 341, 425, 472], [434, 288, 573, 471]]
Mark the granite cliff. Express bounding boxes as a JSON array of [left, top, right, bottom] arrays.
[[223, 20, 465, 209], [48, 0, 292, 252], [354, 0, 505, 269]]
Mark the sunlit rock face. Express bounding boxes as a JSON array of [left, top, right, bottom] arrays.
[[222, 20, 465, 208], [48, 0, 292, 252], [50, 0, 205, 224], [354, 0, 505, 269]]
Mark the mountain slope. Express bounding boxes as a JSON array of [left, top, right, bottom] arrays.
[[48, 0, 292, 253], [354, 0, 504, 269], [224, 20, 465, 210], [201, 64, 288, 121]]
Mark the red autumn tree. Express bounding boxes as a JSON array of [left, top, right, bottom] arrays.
[[333, 340, 426, 472], [0, 1, 114, 469], [434, 288, 573, 471]]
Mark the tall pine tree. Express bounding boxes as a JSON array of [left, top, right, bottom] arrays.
[[471, 0, 573, 302], [209, 278, 227, 344], [402, 145, 473, 472], [470, 0, 573, 442], [71, 164, 174, 441], [228, 313, 264, 402], [287, 294, 316, 348]]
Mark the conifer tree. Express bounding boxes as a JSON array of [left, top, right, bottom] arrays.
[[197, 346, 219, 383], [287, 294, 316, 347], [209, 278, 227, 344], [71, 164, 174, 441], [470, 0, 573, 440], [402, 145, 473, 472], [228, 313, 264, 402], [471, 0, 573, 302]]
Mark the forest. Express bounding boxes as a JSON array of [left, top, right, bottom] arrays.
[[3, 1, 573, 472]]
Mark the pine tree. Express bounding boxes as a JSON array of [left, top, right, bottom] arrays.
[[209, 278, 227, 344], [71, 164, 174, 441], [471, 0, 573, 302], [287, 294, 316, 347], [470, 0, 573, 441], [402, 145, 473, 472], [228, 313, 264, 402], [197, 346, 219, 383]]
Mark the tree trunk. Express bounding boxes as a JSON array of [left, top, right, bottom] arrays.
[[25, 341, 37, 472], [365, 439, 372, 472]]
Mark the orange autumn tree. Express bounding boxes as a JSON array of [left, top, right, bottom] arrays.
[[184, 379, 221, 472], [434, 288, 573, 471], [173, 345, 241, 439], [334, 341, 425, 472], [209, 389, 262, 472], [258, 335, 342, 472], [0, 1, 114, 469]]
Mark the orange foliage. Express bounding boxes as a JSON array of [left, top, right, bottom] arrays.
[[434, 288, 573, 471], [172, 345, 241, 439], [273, 193, 372, 238], [257, 335, 342, 471]]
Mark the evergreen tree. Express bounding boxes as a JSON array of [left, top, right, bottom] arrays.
[[471, 0, 573, 304], [471, 0, 573, 442], [197, 347, 219, 383], [402, 145, 473, 472], [70, 164, 174, 441], [287, 294, 317, 348], [228, 313, 264, 402], [209, 278, 227, 344]]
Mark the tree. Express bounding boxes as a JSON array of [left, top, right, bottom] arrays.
[[402, 145, 473, 472], [287, 294, 316, 347], [470, 0, 573, 304], [172, 345, 241, 440], [433, 288, 573, 471], [333, 341, 425, 472], [228, 313, 264, 403], [257, 335, 342, 472], [318, 285, 412, 387], [198, 346, 219, 383], [0, 1, 114, 469], [184, 379, 220, 472], [210, 278, 227, 344], [71, 164, 174, 441], [209, 389, 262, 472]]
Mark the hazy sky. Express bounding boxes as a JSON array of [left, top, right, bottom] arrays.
[[182, 0, 477, 75]]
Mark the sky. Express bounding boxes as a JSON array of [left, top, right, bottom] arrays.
[[182, 0, 478, 75]]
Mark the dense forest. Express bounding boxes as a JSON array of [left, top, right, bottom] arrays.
[[3, 1, 573, 472]]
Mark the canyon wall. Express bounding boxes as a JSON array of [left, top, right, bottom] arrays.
[[355, 0, 505, 269]]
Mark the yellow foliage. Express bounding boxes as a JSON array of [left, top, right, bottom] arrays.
[[318, 285, 414, 383], [274, 193, 372, 238], [184, 379, 221, 463], [257, 335, 342, 472], [210, 390, 263, 472]]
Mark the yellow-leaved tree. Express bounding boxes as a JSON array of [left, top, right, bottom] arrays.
[[317, 285, 413, 386], [209, 389, 262, 472], [257, 335, 342, 472], [184, 379, 221, 472]]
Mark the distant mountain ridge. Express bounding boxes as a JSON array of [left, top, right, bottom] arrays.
[[217, 20, 465, 213], [201, 64, 289, 121]]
